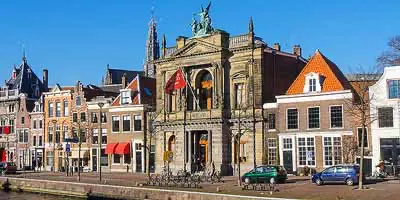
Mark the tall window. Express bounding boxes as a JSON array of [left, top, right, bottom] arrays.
[[123, 115, 131, 132], [323, 137, 342, 166], [73, 113, 78, 123], [101, 112, 107, 123], [24, 130, 28, 143], [198, 71, 213, 110], [39, 136, 43, 146], [357, 127, 368, 147], [56, 102, 61, 117], [330, 105, 343, 128], [101, 128, 107, 144], [55, 125, 61, 143], [80, 129, 86, 143], [112, 116, 120, 132], [91, 112, 98, 123], [39, 120, 43, 129], [268, 138, 277, 165], [33, 120, 37, 129], [21, 117, 25, 125], [33, 136, 37, 146], [234, 83, 245, 109], [48, 127, 53, 143], [298, 137, 315, 166], [63, 100, 69, 116], [309, 78, 317, 92], [308, 107, 320, 129], [80, 113, 86, 122], [76, 96, 82, 106], [63, 125, 68, 140], [134, 115, 142, 131], [8, 104, 15, 112], [121, 91, 131, 104], [113, 154, 121, 164], [378, 107, 393, 127], [48, 102, 54, 117], [287, 108, 298, 130], [267, 113, 276, 130], [92, 129, 98, 144], [10, 119, 14, 133], [388, 80, 400, 99]]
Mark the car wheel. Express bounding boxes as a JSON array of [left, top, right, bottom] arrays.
[[315, 178, 323, 186], [345, 178, 354, 186], [244, 177, 250, 184]]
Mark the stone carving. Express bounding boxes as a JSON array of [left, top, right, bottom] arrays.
[[191, 2, 214, 37]]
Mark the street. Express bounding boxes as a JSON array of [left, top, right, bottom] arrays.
[[7, 172, 400, 200]]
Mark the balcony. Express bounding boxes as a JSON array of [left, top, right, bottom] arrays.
[[0, 89, 19, 100]]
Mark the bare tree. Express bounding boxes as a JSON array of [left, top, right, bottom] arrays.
[[345, 68, 380, 190], [377, 36, 400, 68], [144, 107, 163, 179]]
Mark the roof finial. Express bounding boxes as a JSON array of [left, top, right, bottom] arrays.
[[249, 16, 254, 33], [22, 43, 27, 62]]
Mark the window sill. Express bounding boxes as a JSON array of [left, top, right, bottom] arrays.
[[329, 127, 344, 130], [267, 129, 277, 132]]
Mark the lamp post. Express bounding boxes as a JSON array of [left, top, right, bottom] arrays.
[[97, 102, 104, 182], [51, 119, 57, 172]]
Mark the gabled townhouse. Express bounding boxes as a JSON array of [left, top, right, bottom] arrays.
[[0, 56, 48, 168], [105, 74, 155, 172], [370, 66, 400, 175], [43, 84, 73, 171], [29, 96, 45, 170], [264, 50, 355, 174]]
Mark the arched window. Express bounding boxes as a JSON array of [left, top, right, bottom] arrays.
[[196, 70, 213, 110], [168, 135, 176, 152]]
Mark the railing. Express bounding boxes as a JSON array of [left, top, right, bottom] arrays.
[[229, 35, 249, 48]]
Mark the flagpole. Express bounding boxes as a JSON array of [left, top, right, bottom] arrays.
[[183, 69, 188, 172], [178, 67, 200, 110]]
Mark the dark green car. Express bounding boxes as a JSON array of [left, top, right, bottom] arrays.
[[241, 165, 288, 184]]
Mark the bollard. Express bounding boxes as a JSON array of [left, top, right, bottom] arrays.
[[126, 165, 129, 173]]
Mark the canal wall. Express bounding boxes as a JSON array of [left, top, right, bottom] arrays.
[[0, 177, 294, 200]]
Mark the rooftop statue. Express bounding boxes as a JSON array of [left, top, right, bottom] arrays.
[[191, 2, 214, 37]]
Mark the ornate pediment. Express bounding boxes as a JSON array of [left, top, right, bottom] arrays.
[[170, 40, 221, 57]]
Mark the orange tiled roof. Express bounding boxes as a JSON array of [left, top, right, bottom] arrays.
[[286, 50, 351, 95]]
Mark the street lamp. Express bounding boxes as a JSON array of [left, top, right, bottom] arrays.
[[51, 119, 57, 172], [97, 102, 104, 182]]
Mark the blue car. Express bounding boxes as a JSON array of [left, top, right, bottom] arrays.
[[311, 165, 360, 186]]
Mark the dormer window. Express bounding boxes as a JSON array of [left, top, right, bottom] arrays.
[[120, 89, 132, 105], [304, 72, 323, 93], [309, 78, 317, 92]]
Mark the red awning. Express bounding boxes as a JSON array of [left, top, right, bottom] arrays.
[[3, 126, 10, 135], [105, 143, 118, 154], [115, 143, 131, 154]]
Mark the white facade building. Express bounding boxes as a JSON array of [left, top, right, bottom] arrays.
[[370, 66, 400, 171]]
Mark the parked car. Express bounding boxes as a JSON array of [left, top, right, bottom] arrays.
[[311, 164, 361, 186], [241, 165, 287, 184], [0, 162, 17, 175]]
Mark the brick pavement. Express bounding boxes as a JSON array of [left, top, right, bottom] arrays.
[[8, 172, 400, 200]]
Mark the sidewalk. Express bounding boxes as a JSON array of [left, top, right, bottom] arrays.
[[8, 171, 400, 200]]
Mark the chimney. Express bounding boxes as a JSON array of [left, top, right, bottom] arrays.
[[121, 73, 127, 88], [42, 69, 48, 92], [272, 43, 281, 51], [293, 45, 302, 56]]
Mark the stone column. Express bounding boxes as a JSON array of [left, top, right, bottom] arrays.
[[208, 130, 212, 163]]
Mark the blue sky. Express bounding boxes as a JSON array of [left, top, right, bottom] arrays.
[[1, 0, 399, 86]]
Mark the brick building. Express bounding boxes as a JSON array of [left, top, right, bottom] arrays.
[[29, 96, 45, 170], [0, 56, 47, 168], [265, 50, 355, 174], [105, 75, 155, 172]]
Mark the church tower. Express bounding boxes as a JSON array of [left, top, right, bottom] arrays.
[[144, 16, 160, 78]]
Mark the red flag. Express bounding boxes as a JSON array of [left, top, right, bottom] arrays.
[[165, 69, 186, 94], [3, 126, 10, 135]]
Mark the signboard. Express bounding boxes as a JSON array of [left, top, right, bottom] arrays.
[[65, 144, 71, 153], [64, 138, 79, 143], [163, 151, 173, 162]]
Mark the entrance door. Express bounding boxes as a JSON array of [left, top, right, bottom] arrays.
[[283, 151, 293, 173], [92, 149, 97, 172]]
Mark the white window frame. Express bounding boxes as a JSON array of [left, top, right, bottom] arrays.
[[303, 72, 322, 93], [267, 138, 277, 165], [122, 115, 131, 132], [297, 136, 316, 167], [322, 136, 343, 167], [111, 116, 120, 133], [329, 105, 344, 129], [286, 108, 299, 131], [307, 106, 320, 130], [112, 154, 121, 165], [120, 89, 132, 105], [133, 115, 142, 132]]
